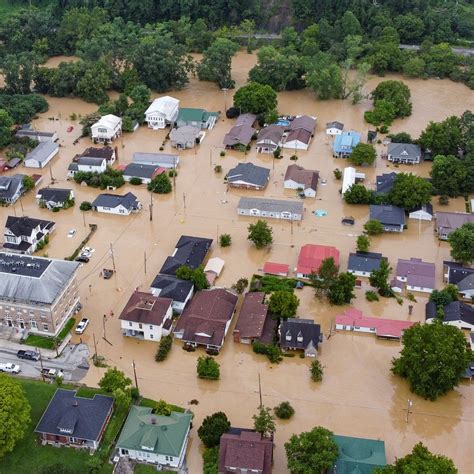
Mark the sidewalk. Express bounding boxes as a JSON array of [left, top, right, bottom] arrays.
[[0, 334, 73, 359]]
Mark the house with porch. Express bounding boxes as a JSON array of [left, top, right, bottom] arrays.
[[36, 188, 74, 210], [91, 114, 122, 143], [24, 141, 59, 168], [333, 130, 361, 158], [145, 96, 180, 129], [280, 318, 321, 357], [123, 163, 164, 185], [0, 174, 25, 206], [175, 107, 218, 129], [68, 157, 107, 178], [91, 192, 142, 215], [282, 115, 316, 151], [238, 197, 304, 221], [387, 142, 422, 164], [74, 146, 116, 166], [35, 388, 113, 453], [295, 244, 340, 279], [284, 164, 319, 198], [3, 216, 55, 254], [256, 125, 284, 153], [369, 205, 406, 233], [169, 125, 203, 149], [226, 162, 270, 190], [326, 121, 344, 136]]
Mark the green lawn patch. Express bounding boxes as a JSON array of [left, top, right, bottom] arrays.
[[23, 317, 75, 350], [139, 397, 185, 413], [250, 274, 298, 293], [134, 465, 174, 474]]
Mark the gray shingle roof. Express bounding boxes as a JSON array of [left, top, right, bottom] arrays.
[[280, 318, 321, 350], [37, 188, 72, 203], [387, 143, 421, 160], [150, 274, 194, 303], [256, 125, 284, 144], [92, 192, 139, 210], [426, 301, 474, 325], [348, 252, 385, 273], [224, 124, 255, 147], [289, 115, 316, 133], [0, 174, 24, 201], [227, 163, 270, 187], [238, 197, 303, 215], [369, 205, 406, 225], [25, 141, 58, 164], [77, 157, 105, 166], [5, 216, 55, 237], [326, 121, 344, 130], [123, 163, 160, 179], [133, 152, 179, 167], [376, 173, 397, 194]]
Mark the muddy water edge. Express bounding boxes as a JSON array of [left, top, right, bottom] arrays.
[[0, 52, 473, 473]]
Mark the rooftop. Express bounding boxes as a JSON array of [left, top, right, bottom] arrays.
[[284, 164, 319, 191], [289, 115, 316, 133], [133, 152, 179, 167], [280, 318, 321, 350], [224, 124, 255, 147], [333, 130, 361, 153], [150, 275, 194, 303], [123, 163, 162, 179], [369, 205, 406, 225], [348, 252, 385, 273], [5, 215, 55, 238], [25, 141, 58, 164], [118, 291, 172, 326], [262, 262, 289, 276], [91, 192, 139, 210], [376, 173, 397, 194], [234, 292, 269, 340], [396, 258, 436, 290], [227, 162, 270, 187], [297, 244, 340, 276], [238, 197, 303, 215], [333, 434, 387, 472], [387, 142, 421, 159], [36, 188, 72, 203], [78, 146, 115, 160]]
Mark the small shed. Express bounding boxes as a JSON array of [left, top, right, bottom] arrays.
[[204, 257, 225, 285], [262, 262, 289, 277]]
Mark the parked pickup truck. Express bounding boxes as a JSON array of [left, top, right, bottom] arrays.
[[0, 363, 21, 374], [17, 349, 40, 361], [41, 368, 64, 379]]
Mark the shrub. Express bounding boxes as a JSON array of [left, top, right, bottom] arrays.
[[274, 401, 295, 419], [198, 412, 231, 448], [439, 195, 449, 205], [214, 165, 222, 173], [333, 168, 342, 180], [365, 290, 379, 302], [232, 277, 248, 294], [168, 169, 178, 177], [252, 341, 282, 363], [80, 201, 92, 211], [148, 173, 172, 194], [310, 360, 324, 382], [219, 233, 231, 247], [220, 151, 225, 157], [155, 335, 173, 362], [197, 356, 220, 380], [364, 219, 384, 235], [129, 177, 142, 185], [290, 154, 298, 161]]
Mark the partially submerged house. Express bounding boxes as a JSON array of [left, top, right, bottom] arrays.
[[347, 251, 386, 277], [75, 146, 116, 166], [226, 162, 270, 190], [237, 197, 304, 221], [296, 244, 340, 279], [35, 388, 113, 453], [119, 291, 173, 342], [91, 192, 142, 215], [326, 121, 344, 136], [170, 125, 203, 149], [145, 96, 180, 129], [24, 141, 59, 168], [333, 130, 361, 158], [280, 318, 321, 357], [223, 124, 255, 150], [16, 129, 57, 142], [256, 125, 284, 153], [409, 203, 434, 222], [375, 172, 397, 195], [116, 406, 192, 471], [369, 205, 406, 233], [341, 167, 365, 195], [175, 107, 218, 129], [68, 157, 107, 178], [393, 258, 436, 293], [284, 164, 319, 198], [91, 114, 122, 143], [174, 288, 238, 351], [387, 143, 422, 164], [262, 262, 289, 277], [435, 212, 474, 240], [443, 261, 474, 299], [36, 188, 74, 210], [150, 274, 194, 314], [282, 115, 317, 151], [3, 216, 55, 254], [335, 308, 414, 339], [133, 152, 179, 169], [123, 163, 164, 184], [233, 292, 270, 344], [333, 435, 386, 472], [426, 301, 474, 330]]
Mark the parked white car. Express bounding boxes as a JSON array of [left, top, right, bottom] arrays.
[[0, 363, 21, 374], [75, 318, 89, 334], [68, 229, 76, 238]]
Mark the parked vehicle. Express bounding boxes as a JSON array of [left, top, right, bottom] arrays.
[[75, 318, 89, 334], [102, 269, 114, 280], [16, 350, 40, 361], [41, 368, 64, 379], [341, 216, 355, 225], [68, 229, 76, 237], [0, 363, 21, 374], [75, 255, 90, 263]]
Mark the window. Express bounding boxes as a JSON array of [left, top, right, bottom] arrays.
[[149, 325, 153, 330], [30, 320, 37, 329], [138, 323, 142, 329], [150, 334, 154, 339], [129, 322, 133, 327], [43, 323, 49, 332]]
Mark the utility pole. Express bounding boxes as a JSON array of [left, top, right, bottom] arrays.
[[406, 399, 413, 423], [92, 333, 98, 363], [258, 372, 263, 409], [132, 360, 139, 391], [38, 348, 45, 382], [109, 243, 116, 272], [209, 148, 212, 167], [49, 166, 55, 184], [19, 196, 24, 215], [103, 314, 107, 340], [82, 211, 86, 228], [173, 156, 177, 189], [183, 193, 186, 210], [222, 88, 229, 116], [144, 251, 147, 275], [149, 193, 153, 222]]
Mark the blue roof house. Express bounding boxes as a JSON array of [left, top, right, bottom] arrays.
[[333, 131, 362, 158]]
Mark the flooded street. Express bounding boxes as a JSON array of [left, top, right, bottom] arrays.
[[1, 52, 473, 472]]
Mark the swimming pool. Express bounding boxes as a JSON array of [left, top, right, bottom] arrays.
[[276, 119, 290, 127]]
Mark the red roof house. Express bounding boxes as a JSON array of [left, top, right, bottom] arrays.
[[262, 262, 289, 277], [296, 244, 340, 278], [335, 308, 414, 339]]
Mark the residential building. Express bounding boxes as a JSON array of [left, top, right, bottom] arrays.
[[119, 291, 173, 342], [326, 121, 344, 136], [169, 125, 203, 149], [233, 292, 269, 344], [435, 212, 474, 240], [375, 172, 397, 194], [237, 197, 304, 221], [256, 125, 284, 153], [369, 205, 406, 232], [226, 162, 270, 190], [236, 113, 257, 127], [296, 244, 340, 279], [74, 146, 116, 165], [159, 235, 212, 276], [0, 174, 25, 205], [288, 115, 316, 133], [204, 257, 225, 286], [223, 124, 255, 149], [175, 108, 218, 129], [35, 389, 113, 453], [174, 288, 238, 351], [332, 130, 362, 158], [91, 114, 122, 143], [443, 261, 474, 299], [91, 192, 142, 216], [284, 164, 319, 198], [219, 429, 273, 474], [0, 253, 80, 337], [387, 142, 422, 164], [333, 435, 386, 472], [116, 406, 192, 471], [336, 308, 414, 339], [145, 96, 180, 129], [68, 157, 107, 178], [280, 318, 321, 357], [282, 116, 317, 151], [150, 275, 194, 314], [341, 167, 365, 195], [426, 301, 474, 330], [133, 152, 179, 169], [394, 257, 436, 293], [24, 141, 59, 169], [16, 129, 57, 142], [347, 251, 386, 277], [409, 203, 434, 222], [123, 163, 164, 184], [262, 262, 289, 277], [36, 188, 74, 210], [3, 216, 55, 254]]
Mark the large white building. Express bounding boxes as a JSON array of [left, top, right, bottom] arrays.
[[91, 192, 142, 216], [91, 114, 122, 143], [145, 96, 179, 129]]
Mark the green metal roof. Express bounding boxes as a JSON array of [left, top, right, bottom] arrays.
[[333, 435, 386, 474], [177, 108, 218, 123], [116, 406, 192, 457]]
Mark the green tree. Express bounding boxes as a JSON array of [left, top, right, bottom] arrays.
[[328, 272, 357, 305], [22, 175, 35, 192], [268, 291, 299, 318], [2, 52, 40, 95], [387, 132, 412, 143], [310, 359, 324, 382], [388, 173, 432, 209], [197, 356, 220, 380], [232, 278, 248, 294], [274, 401, 295, 420], [419, 116, 462, 157], [197, 39, 239, 89], [348, 143, 376, 166], [356, 235, 370, 252], [285, 426, 338, 474], [422, 43, 458, 78], [112, 387, 132, 410], [392, 322, 472, 400], [247, 220, 273, 249], [155, 335, 173, 362], [0, 109, 14, 148], [253, 406, 276, 437], [198, 412, 230, 448], [233, 82, 278, 115], [369, 259, 393, 297], [371, 80, 412, 118], [364, 219, 384, 235], [154, 400, 172, 416], [98, 367, 132, 393], [147, 173, 172, 194], [429, 285, 458, 308], [75, 61, 112, 104], [364, 99, 396, 126], [310, 257, 339, 298], [403, 57, 426, 78], [80, 201, 92, 211], [430, 155, 467, 197], [219, 233, 232, 247], [0, 374, 31, 458], [344, 184, 375, 204], [203, 446, 220, 474], [448, 222, 474, 264], [175, 265, 210, 291], [306, 64, 344, 100], [187, 19, 214, 53]]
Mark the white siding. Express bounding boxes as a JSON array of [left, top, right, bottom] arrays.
[[95, 205, 131, 216]]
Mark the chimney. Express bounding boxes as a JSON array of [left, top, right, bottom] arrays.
[[73, 400, 78, 407], [151, 417, 156, 424]]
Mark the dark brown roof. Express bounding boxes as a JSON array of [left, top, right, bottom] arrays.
[[118, 291, 172, 326], [223, 125, 255, 147], [284, 164, 319, 191], [236, 113, 257, 127], [174, 289, 238, 348], [219, 430, 273, 474], [285, 128, 312, 145], [81, 146, 115, 159], [256, 125, 284, 144], [233, 292, 269, 340], [289, 115, 316, 133]]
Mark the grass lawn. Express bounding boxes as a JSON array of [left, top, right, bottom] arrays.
[[24, 317, 76, 350], [251, 275, 298, 293], [139, 397, 185, 413], [134, 466, 174, 474]]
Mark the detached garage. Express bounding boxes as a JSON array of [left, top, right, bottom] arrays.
[[24, 141, 59, 168]]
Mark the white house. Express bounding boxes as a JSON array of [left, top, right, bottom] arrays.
[[326, 121, 344, 136], [91, 192, 142, 215], [150, 275, 194, 314], [67, 157, 107, 178], [119, 291, 173, 342], [426, 301, 474, 331], [24, 141, 59, 168], [238, 197, 304, 221], [133, 152, 179, 169], [91, 114, 122, 143], [145, 96, 180, 129], [284, 164, 319, 198], [409, 204, 434, 222], [3, 216, 55, 254]]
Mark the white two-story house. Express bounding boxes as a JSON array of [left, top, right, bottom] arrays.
[[145, 96, 180, 130], [68, 157, 107, 178], [3, 216, 55, 254], [91, 114, 122, 143]]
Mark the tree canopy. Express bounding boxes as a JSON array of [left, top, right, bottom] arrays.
[[388, 173, 432, 209], [247, 220, 273, 249], [448, 222, 474, 264], [268, 291, 300, 319], [253, 406, 276, 437], [348, 143, 377, 166], [98, 367, 132, 393], [233, 82, 278, 115], [198, 412, 230, 448]]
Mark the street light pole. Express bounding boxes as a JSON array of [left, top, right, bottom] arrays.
[[132, 360, 139, 392], [406, 399, 413, 423], [222, 88, 229, 117]]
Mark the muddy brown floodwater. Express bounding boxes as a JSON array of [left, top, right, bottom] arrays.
[[1, 52, 473, 473]]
